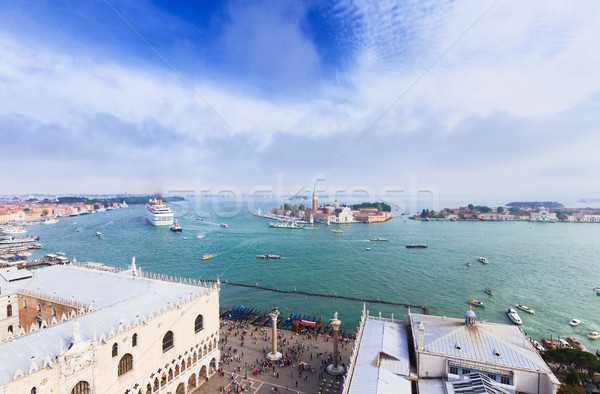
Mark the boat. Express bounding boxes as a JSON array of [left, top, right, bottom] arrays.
[[468, 299, 485, 307], [69, 211, 80, 217], [56, 252, 66, 256], [170, 221, 182, 232], [466, 262, 471, 266], [516, 304, 535, 314], [587, 331, 600, 339], [1, 227, 27, 235], [484, 289, 493, 295], [0, 236, 40, 245], [78, 209, 90, 215], [146, 199, 174, 226], [256, 255, 267, 259], [331, 230, 343, 233], [566, 337, 584, 350], [406, 244, 427, 248], [267, 254, 281, 259], [570, 319, 582, 326], [195, 218, 204, 221], [42, 218, 58, 224], [370, 237, 388, 242], [201, 254, 212, 260], [96, 232, 102, 237], [558, 338, 572, 348], [541, 338, 556, 349], [76, 228, 82, 232], [506, 308, 523, 325], [530, 339, 544, 352], [220, 223, 228, 228], [268, 220, 304, 229], [365, 248, 371, 251], [477, 257, 489, 264]]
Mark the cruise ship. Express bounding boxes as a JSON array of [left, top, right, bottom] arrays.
[[146, 199, 174, 226]]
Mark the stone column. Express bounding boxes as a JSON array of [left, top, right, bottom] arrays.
[[327, 312, 344, 375], [267, 309, 282, 361]]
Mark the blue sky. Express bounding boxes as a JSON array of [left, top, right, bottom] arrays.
[[1, 0, 600, 205]]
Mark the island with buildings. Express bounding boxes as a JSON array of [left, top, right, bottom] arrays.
[[410, 201, 600, 223], [261, 186, 392, 224]]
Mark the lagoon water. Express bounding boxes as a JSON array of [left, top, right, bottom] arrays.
[[24, 198, 600, 350]]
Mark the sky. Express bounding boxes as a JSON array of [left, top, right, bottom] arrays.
[[1, 0, 600, 206]]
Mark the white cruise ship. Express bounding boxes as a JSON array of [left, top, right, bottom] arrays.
[[146, 199, 174, 226]]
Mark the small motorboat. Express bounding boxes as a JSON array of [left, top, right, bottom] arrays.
[[201, 254, 212, 260], [406, 244, 427, 248], [477, 257, 489, 264], [267, 254, 281, 259], [220, 223, 228, 228], [331, 230, 343, 233], [468, 299, 485, 307], [195, 218, 204, 221], [516, 304, 535, 314], [506, 308, 522, 325], [56, 252, 66, 256], [588, 331, 600, 339], [96, 232, 102, 237], [570, 319, 582, 326], [484, 289, 493, 295], [566, 337, 584, 350], [365, 247, 371, 251], [76, 228, 82, 232], [531, 339, 544, 352], [466, 262, 471, 266], [541, 338, 556, 349], [170, 221, 182, 232], [558, 338, 572, 348], [370, 237, 388, 242]]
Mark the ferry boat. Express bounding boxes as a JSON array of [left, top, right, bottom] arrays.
[[406, 244, 427, 248], [587, 331, 600, 339], [370, 237, 388, 242], [541, 338, 556, 349], [201, 254, 212, 260], [0, 235, 39, 245], [170, 221, 182, 232], [146, 199, 174, 226], [566, 337, 584, 350], [516, 304, 535, 314], [570, 319, 582, 326], [268, 220, 304, 229], [477, 257, 489, 264], [506, 308, 523, 325], [468, 299, 485, 307], [78, 209, 90, 215], [1, 227, 27, 235], [484, 289, 493, 295]]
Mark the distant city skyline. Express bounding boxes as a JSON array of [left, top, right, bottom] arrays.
[[1, 1, 600, 201]]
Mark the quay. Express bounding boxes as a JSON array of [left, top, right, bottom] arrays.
[[219, 280, 429, 314]]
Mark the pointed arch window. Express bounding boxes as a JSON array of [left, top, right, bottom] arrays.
[[6, 304, 12, 317], [118, 354, 133, 376], [162, 331, 174, 352], [194, 315, 203, 333], [112, 343, 118, 357], [132, 333, 137, 347], [70, 381, 90, 394]]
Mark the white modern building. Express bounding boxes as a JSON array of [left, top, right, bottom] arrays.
[[342, 307, 559, 393], [0, 259, 220, 394]]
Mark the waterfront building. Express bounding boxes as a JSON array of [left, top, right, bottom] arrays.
[[0, 260, 220, 393], [352, 207, 392, 223], [342, 307, 559, 393], [530, 207, 558, 222]]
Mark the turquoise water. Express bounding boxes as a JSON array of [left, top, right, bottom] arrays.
[[23, 198, 600, 350]]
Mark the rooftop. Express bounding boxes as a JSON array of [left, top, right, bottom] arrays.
[[0, 264, 216, 385]]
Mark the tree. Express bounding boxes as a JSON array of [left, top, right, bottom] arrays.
[[559, 383, 585, 394], [468, 204, 475, 211], [298, 204, 305, 211], [497, 206, 504, 213], [420, 209, 428, 219], [41, 209, 49, 217], [23, 208, 30, 212], [565, 367, 581, 387]]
